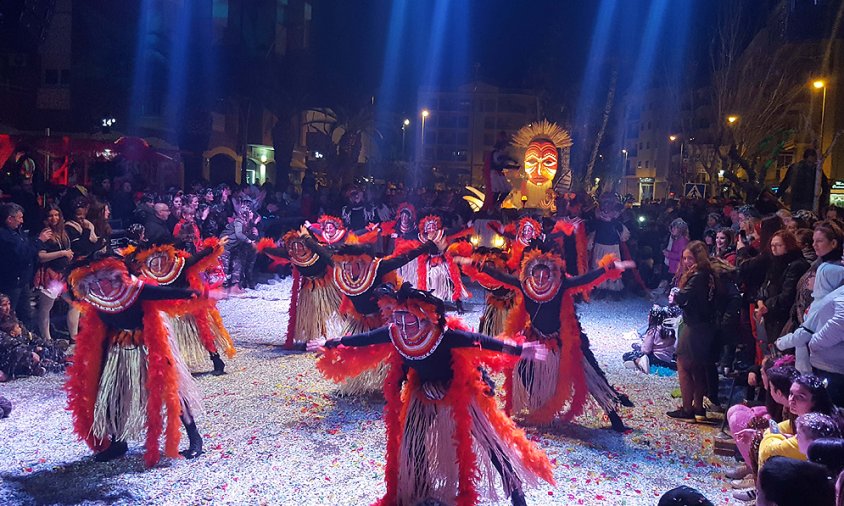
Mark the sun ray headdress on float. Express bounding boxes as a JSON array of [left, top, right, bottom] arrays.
[[316, 284, 554, 506], [510, 120, 572, 211]]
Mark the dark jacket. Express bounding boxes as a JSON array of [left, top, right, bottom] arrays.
[[776, 159, 829, 211], [0, 226, 37, 289], [144, 215, 174, 245], [758, 250, 810, 341], [674, 268, 717, 359]]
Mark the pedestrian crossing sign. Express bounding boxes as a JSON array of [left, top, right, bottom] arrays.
[[684, 183, 706, 199]]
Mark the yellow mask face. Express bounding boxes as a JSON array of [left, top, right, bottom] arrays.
[[524, 140, 558, 186]]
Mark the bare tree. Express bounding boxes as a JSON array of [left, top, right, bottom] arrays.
[[709, 0, 819, 198], [584, 69, 618, 191]]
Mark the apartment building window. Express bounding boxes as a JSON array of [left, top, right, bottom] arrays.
[[45, 69, 59, 86], [646, 142, 650, 149], [645, 161, 650, 168], [639, 142, 643, 150], [484, 117, 496, 129]]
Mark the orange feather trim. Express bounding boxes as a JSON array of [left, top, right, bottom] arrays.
[[64, 304, 109, 453], [132, 301, 184, 467], [378, 352, 405, 506], [451, 349, 555, 503], [506, 241, 527, 272], [390, 237, 421, 259], [255, 237, 277, 254], [522, 293, 588, 425], [117, 243, 137, 258], [566, 255, 622, 298], [575, 226, 589, 276], [551, 219, 575, 236], [446, 227, 474, 242], [186, 243, 225, 292], [447, 241, 474, 258], [349, 228, 380, 245], [316, 343, 394, 384], [417, 255, 428, 291], [379, 219, 397, 236]]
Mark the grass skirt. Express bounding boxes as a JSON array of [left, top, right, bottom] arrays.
[[591, 243, 623, 291], [426, 261, 467, 302], [295, 277, 343, 343], [170, 313, 233, 372], [93, 331, 202, 441], [397, 259, 419, 287], [479, 293, 515, 337], [512, 347, 561, 417], [397, 384, 540, 505]]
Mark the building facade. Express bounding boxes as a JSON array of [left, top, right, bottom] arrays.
[[415, 82, 540, 187]]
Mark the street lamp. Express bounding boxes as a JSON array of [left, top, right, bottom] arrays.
[[727, 115, 739, 124], [669, 135, 685, 189], [401, 118, 410, 158], [621, 148, 629, 174], [812, 79, 828, 211], [420, 109, 430, 163]]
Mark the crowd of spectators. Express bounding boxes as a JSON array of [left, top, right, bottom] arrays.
[[2, 151, 844, 504]]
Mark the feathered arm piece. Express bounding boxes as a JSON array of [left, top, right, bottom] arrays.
[[446, 226, 474, 242], [380, 219, 397, 236], [255, 237, 290, 270], [352, 227, 381, 245], [185, 237, 225, 291], [316, 343, 394, 383], [551, 219, 575, 236], [565, 254, 622, 297]]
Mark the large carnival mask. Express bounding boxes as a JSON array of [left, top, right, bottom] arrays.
[[399, 210, 413, 233], [524, 140, 558, 186], [72, 265, 142, 313], [518, 219, 540, 246], [419, 216, 443, 242], [388, 308, 442, 360], [333, 254, 380, 296], [319, 216, 346, 244], [520, 251, 564, 303], [529, 264, 553, 292], [286, 237, 317, 267], [138, 248, 185, 285]]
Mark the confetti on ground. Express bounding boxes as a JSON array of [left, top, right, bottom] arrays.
[[0, 279, 737, 505]]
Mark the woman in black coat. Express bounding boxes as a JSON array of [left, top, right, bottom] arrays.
[[667, 240, 718, 422], [756, 230, 809, 343]]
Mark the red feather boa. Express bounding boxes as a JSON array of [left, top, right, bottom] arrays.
[[142, 300, 184, 466], [378, 353, 407, 506], [285, 266, 302, 348], [66, 301, 184, 467], [64, 306, 109, 453]]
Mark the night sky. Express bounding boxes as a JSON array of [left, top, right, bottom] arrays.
[[310, 0, 731, 116]]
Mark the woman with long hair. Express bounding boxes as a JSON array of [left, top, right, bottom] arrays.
[[713, 228, 736, 265], [33, 205, 74, 342], [667, 241, 717, 422], [87, 199, 112, 255]]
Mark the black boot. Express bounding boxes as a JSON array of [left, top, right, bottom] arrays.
[[510, 488, 528, 506], [94, 438, 128, 462], [608, 410, 629, 432], [210, 353, 226, 376], [180, 420, 204, 459], [618, 393, 635, 408], [455, 299, 465, 315]]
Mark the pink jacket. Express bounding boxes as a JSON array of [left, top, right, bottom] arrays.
[[663, 236, 689, 275]]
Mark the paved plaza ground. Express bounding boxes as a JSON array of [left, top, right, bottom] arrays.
[[0, 280, 736, 505]]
